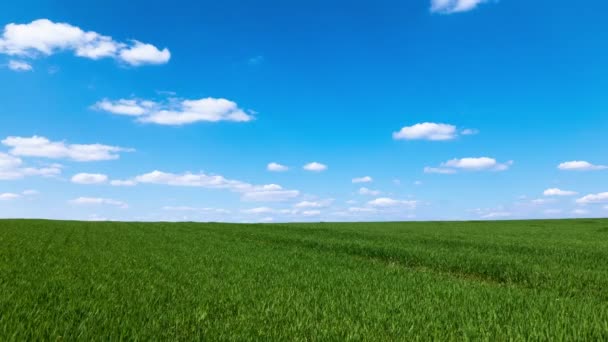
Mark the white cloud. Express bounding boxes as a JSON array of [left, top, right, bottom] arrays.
[[425, 157, 512, 174], [294, 199, 333, 208], [8, 60, 32, 71], [368, 197, 417, 208], [0, 19, 170, 66], [162, 206, 230, 214], [348, 207, 378, 213], [301, 210, 321, 217], [303, 162, 327, 172], [352, 176, 372, 183], [572, 209, 590, 216], [461, 128, 479, 135], [430, 0, 488, 14], [71, 173, 108, 184], [481, 212, 511, 219], [110, 179, 136, 187], [22, 189, 39, 196], [69, 197, 128, 208], [242, 207, 275, 214], [576, 192, 608, 205], [118, 41, 170, 66], [267, 162, 288, 172], [0, 152, 62, 180], [543, 188, 578, 196], [133, 170, 299, 203], [95, 97, 253, 125], [2, 136, 133, 161], [393, 122, 457, 141], [359, 187, 381, 196], [558, 161, 607, 171], [0, 193, 20, 200]]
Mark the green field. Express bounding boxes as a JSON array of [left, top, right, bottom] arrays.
[[1, 219, 608, 340]]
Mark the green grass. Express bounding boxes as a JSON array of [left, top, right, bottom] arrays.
[[1, 219, 608, 340]]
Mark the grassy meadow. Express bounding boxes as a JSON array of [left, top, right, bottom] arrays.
[[1, 219, 607, 340]]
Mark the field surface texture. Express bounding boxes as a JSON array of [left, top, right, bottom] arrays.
[[1, 219, 607, 340]]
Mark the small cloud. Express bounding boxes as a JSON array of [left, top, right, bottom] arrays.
[[0, 193, 20, 200], [248, 55, 264, 65], [425, 157, 512, 174], [110, 179, 136, 186], [461, 128, 479, 135], [393, 122, 457, 141], [303, 162, 327, 172], [8, 60, 32, 72], [367, 197, 417, 208], [558, 161, 607, 171], [69, 197, 128, 209], [430, 0, 490, 14], [267, 162, 288, 172], [359, 187, 381, 196], [572, 209, 590, 216], [576, 192, 608, 205], [352, 176, 373, 183], [71, 173, 108, 184], [543, 188, 578, 196]]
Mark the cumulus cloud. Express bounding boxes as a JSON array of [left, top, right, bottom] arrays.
[[71, 173, 108, 184], [430, 0, 489, 14], [267, 162, 288, 172], [359, 187, 381, 196], [558, 161, 607, 171], [94, 97, 254, 125], [2, 136, 133, 161], [303, 162, 327, 172], [133, 170, 299, 203], [393, 122, 478, 141], [425, 157, 512, 174], [7, 60, 32, 71], [0, 152, 61, 180], [69, 197, 128, 208], [352, 176, 372, 183], [543, 188, 578, 196], [294, 199, 333, 208], [576, 192, 608, 205], [0, 19, 170, 66]]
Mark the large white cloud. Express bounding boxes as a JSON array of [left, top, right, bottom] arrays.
[[2, 136, 133, 161], [0, 152, 61, 180], [430, 0, 488, 14], [133, 170, 299, 203], [94, 97, 254, 125], [558, 161, 607, 171], [576, 192, 608, 205], [543, 188, 578, 196], [71, 173, 108, 184], [425, 157, 512, 174], [0, 19, 170, 66]]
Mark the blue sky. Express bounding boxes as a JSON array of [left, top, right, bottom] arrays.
[[1, 0, 607, 222]]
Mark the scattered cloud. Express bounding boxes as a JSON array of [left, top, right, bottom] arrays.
[[110, 179, 136, 186], [267, 162, 288, 172], [0, 152, 62, 180], [301, 210, 321, 217], [430, 0, 489, 14], [94, 97, 254, 125], [0, 19, 170, 66], [69, 197, 128, 208], [2, 136, 133, 161], [22, 189, 39, 196], [425, 157, 512, 174], [0, 193, 20, 200], [367, 197, 417, 208], [71, 173, 108, 184], [461, 128, 479, 136], [359, 187, 381, 196], [481, 211, 511, 219], [133, 170, 299, 203], [294, 199, 333, 208], [242, 207, 275, 214], [558, 161, 607, 171], [352, 176, 373, 183], [576, 192, 608, 205], [303, 162, 327, 172], [543, 188, 578, 196], [7, 60, 32, 71]]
